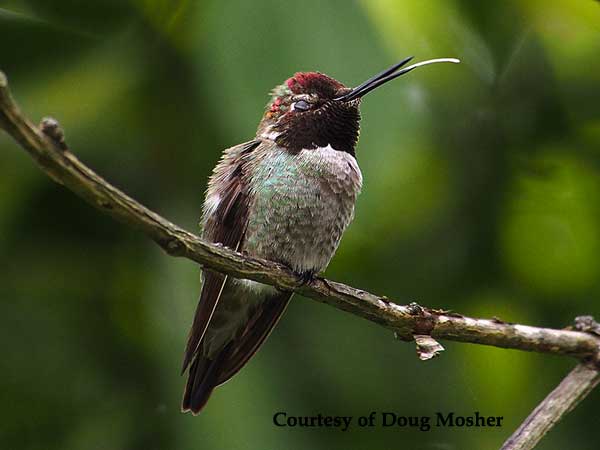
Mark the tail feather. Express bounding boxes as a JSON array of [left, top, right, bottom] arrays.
[[182, 343, 233, 415], [181, 293, 292, 414]]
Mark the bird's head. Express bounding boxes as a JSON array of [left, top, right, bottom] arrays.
[[257, 57, 459, 156]]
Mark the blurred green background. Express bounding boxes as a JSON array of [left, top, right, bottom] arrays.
[[1, 1, 600, 449]]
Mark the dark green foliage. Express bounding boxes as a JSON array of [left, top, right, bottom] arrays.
[[1, 1, 599, 448]]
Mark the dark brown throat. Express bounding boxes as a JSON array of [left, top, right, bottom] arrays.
[[274, 101, 361, 156]]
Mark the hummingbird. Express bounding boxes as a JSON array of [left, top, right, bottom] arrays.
[[181, 56, 459, 414]]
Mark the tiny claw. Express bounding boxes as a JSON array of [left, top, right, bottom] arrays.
[[297, 270, 316, 286], [40, 117, 67, 151]]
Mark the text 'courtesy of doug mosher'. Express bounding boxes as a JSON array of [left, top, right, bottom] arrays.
[[273, 411, 504, 432]]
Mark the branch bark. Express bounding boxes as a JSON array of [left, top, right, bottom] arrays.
[[1, 70, 598, 359], [1, 70, 599, 448]]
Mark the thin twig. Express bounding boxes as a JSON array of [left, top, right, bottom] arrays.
[[501, 362, 600, 450], [1, 70, 599, 362]]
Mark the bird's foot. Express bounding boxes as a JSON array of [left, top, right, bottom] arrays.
[[296, 269, 317, 286]]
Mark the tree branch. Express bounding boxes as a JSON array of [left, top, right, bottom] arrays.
[[1, 70, 599, 360], [501, 362, 600, 450], [2, 70, 600, 448]]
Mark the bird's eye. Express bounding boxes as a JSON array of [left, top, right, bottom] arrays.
[[292, 100, 311, 112]]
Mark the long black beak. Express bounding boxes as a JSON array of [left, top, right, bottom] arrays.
[[335, 57, 460, 102]]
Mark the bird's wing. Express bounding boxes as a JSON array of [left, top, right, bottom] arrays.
[[181, 140, 260, 373], [216, 291, 293, 386]]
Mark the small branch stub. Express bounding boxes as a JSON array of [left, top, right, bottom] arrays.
[[40, 117, 68, 151], [574, 315, 600, 337]]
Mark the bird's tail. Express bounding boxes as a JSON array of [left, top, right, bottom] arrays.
[[181, 342, 233, 415]]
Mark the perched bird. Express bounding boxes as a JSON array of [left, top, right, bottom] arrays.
[[181, 56, 459, 414]]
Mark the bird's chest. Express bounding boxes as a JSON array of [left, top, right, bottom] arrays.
[[244, 145, 362, 273]]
